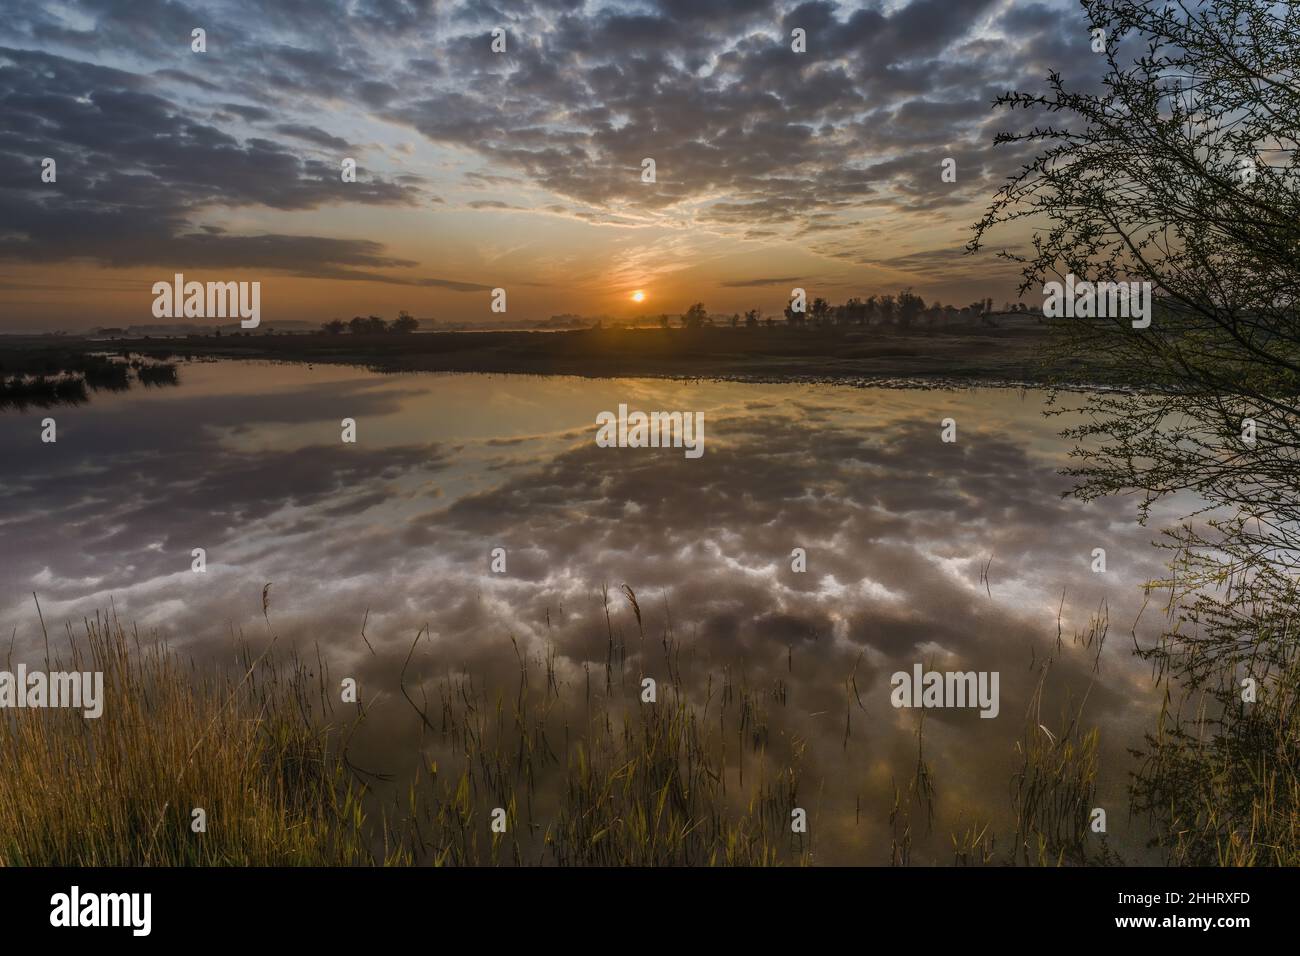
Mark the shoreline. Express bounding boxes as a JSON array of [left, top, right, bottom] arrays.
[[0, 323, 1126, 392]]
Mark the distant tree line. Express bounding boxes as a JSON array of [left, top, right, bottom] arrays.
[[321, 310, 421, 334], [320, 297, 1039, 335], [658, 291, 1038, 330]]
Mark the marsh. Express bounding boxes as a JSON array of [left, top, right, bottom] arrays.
[[0, 360, 1180, 863]]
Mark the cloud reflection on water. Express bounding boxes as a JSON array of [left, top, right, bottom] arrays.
[[0, 362, 1170, 862]]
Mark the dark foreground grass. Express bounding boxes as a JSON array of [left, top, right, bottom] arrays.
[[0, 609, 808, 866], [3, 587, 1294, 866], [392, 632, 809, 866], [0, 613, 372, 866]]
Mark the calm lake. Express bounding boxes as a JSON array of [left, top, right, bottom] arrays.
[[0, 359, 1179, 863]]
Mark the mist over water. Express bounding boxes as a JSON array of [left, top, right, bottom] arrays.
[[0, 361, 1175, 862]]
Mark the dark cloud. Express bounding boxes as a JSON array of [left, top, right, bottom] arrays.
[[219, 101, 274, 122], [720, 275, 804, 287], [377, 0, 1095, 241], [0, 44, 424, 275], [273, 122, 354, 151], [0, 0, 1102, 301]]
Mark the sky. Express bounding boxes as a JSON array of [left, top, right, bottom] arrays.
[[0, 0, 1106, 331]]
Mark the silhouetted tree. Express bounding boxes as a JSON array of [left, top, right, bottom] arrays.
[[810, 297, 831, 326], [784, 293, 806, 326], [972, 0, 1300, 864], [897, 289, 925, 328], [844, 297, 868, 326], [877, 294, 896, 325]]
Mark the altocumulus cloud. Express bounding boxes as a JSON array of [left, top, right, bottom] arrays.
[[0, 0, 1102, 289]]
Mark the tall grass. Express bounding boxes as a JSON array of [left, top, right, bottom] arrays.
[[1130, 566, 1300, 865], [0, 612, 373, 866], [0, 355, 177, 409], [0, 375, 87, 409], [0, 597, 808, 866], [5, 574, 1294, 866], [395, 674, 807, 866], [393, 590, 810, 866], [1007, 664, 1111, 866]]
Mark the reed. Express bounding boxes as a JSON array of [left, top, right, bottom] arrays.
[[0, 594, 808, 867], [5, 574, 1293, 867], [392, 589, 810, 866], [0, 611, 373, 866], [1129, 567, 1300, 866]]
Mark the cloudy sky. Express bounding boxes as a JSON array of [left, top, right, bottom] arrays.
[[0, 0, 1105, 330]]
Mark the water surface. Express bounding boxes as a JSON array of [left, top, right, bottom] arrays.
[[0, 360, 1176, 863]]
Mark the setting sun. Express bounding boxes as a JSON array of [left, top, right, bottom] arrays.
[[630, 290, 646, 303]]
